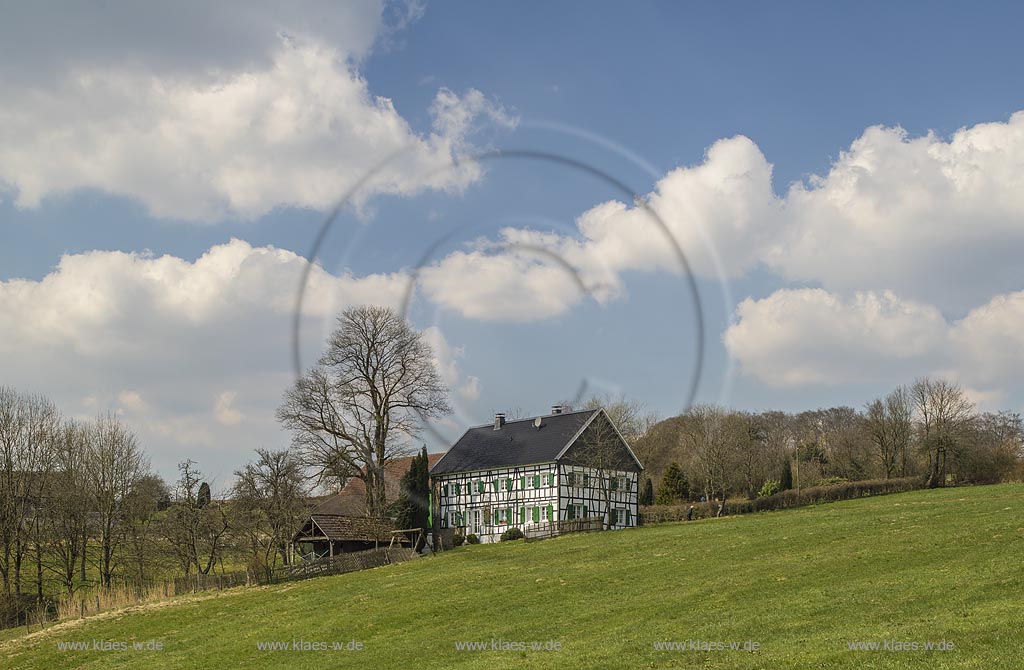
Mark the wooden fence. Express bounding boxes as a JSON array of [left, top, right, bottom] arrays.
[[524, 516, 603, 540], [7, 546, 417, 632]]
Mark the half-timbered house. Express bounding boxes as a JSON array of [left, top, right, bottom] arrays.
[[430, 406, 643, 544]]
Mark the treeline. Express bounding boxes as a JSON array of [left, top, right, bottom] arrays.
[[635, 377, 1023, 505], [0, 387, 315, 625]]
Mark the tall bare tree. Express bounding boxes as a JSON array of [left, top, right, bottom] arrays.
[[278, 306, 451, 517], [42, 420, 92, 595], [83, 413, 149, 587], [911, 377, 975, 487], [0, 389, 59, 596], [865, 386, 914, 479]]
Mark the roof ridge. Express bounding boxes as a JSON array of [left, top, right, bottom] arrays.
[[463, 407, 597, 429]]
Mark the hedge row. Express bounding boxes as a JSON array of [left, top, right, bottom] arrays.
[[639, 476, 927, 524]]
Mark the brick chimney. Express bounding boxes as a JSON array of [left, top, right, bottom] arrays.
[[493, 413, 506, 430]]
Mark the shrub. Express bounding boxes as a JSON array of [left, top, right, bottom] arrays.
[[639, 476, 927, 525], [817, 476, 849, 487], [655, 462, 689, 504], [466, 533, 480, 544], [500, 527, 524, 541], [451, 532, 465, 547], [758, 480, 781, 498]]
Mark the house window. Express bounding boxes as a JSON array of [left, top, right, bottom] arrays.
[[566, 472, 576, 487], [617, 476, 628, 491], [527, 506, 535, 523], [568, 503, 585, 520], [611, 508, 630, 526]]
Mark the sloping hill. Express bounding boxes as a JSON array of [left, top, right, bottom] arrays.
[[5, 484, 1023, 669]]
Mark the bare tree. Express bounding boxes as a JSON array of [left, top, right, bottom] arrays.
[[563, 393, 660, 446], [160, 460, 229, 577], [865, 386, 914, 479], [232, 448, 310, 571], [41, 420, 93, 596], [277, 306, 451, 517], [83, 413, 149, 587], [911, 378, 975, 487], [0, 389, 59, 596], [680, 405, 742, 502], [122, 474, 169, 588]]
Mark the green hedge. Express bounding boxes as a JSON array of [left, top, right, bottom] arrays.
[[639, 476, 927, 524]]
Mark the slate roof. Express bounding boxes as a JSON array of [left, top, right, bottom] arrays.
[[429, 409, 600, 475]]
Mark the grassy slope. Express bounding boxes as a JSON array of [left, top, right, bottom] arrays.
[[4, 484, 1022, 669]]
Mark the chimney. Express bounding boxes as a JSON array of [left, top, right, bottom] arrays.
[[551, 404, 564, 415], [493, 413, 506, 430]]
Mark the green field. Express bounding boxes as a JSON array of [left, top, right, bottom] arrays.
[[4, 484, 1022, 669]]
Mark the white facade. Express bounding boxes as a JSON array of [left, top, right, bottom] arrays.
[[436, 462, 638, 544]]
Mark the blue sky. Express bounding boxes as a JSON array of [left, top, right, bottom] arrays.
[[2, 1, 1023, 484]]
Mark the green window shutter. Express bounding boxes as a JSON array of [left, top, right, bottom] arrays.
[[549, 473, 555, 486], [567, 472, 575, 486], [519, 507, 525, 522], [506, 478, 513, 491], [520, 476, 526, 489], [625, 509, 632, 526], [506, 507, 512, 524], [454, 483, 460, 495], [610, 478, 618, 491], [443, 484, 449, 496], [532, 506, 540, 522], [567, 505, 575, 520], [610, 509, 618, 525], [492, 480, 498, 492], [547, 505, 553, 521], [532, 474, 540, 488], [493, 510, 499, 525], [582, 505, 588, 518]]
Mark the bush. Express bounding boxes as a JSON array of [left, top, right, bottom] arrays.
[[466, 533, 480, 544], [758, 480, 781, 498], [639, 476, 927, 525], [816, 476, 850, 487], [451, 532, 465, 547], [500, 527, 524, 541]]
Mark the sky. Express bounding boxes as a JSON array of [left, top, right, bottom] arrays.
[[2, 1, 1023, 485]]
